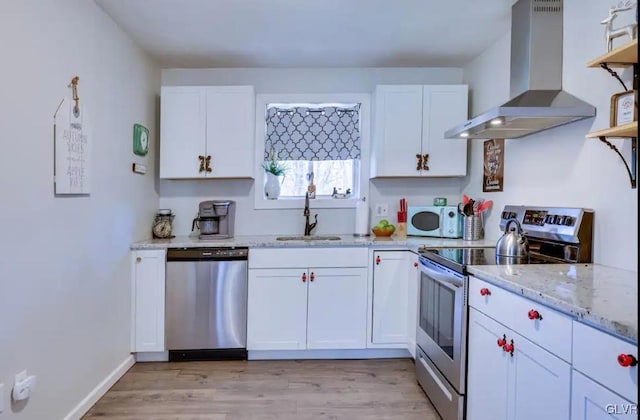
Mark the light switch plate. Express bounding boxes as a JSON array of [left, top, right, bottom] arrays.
[[132, 163, 147, 174]]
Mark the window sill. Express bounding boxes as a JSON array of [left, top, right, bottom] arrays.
[[255, 197, 359, 210]]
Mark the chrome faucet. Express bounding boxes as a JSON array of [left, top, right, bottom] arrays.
[[304, 192, 318, 236]]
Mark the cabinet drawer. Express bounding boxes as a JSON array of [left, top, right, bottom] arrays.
[[469, 276, 573, 362], [249, 247, 368, 269], [572, 321, 638, 402]]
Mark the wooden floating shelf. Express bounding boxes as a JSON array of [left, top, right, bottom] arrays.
[[587, 39, 638, 68], [586, 121, 638, 138]]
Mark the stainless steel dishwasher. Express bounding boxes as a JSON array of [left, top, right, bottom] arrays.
[[166, 247, 248, 361]]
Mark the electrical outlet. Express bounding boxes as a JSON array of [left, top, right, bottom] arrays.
[[374, 203, 388, 217], [12, 370, 36, 402]]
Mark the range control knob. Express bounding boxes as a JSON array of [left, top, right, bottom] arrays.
[[555, 215, 565, 225], [564, 216, 574, 226]]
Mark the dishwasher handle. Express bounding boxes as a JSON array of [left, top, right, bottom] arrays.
[[167, 248, 248, 261]]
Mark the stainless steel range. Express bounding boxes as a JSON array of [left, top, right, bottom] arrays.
[[415, 205, 594, 420]]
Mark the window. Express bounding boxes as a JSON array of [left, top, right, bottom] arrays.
[[279, 160, 355, 197], [254, 94, 370, 209]]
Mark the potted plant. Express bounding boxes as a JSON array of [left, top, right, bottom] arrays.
[[262, 149, 287, 200]]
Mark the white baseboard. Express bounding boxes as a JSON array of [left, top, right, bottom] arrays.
[[63, 355, 135, 420], [248, 348, 411, 360]]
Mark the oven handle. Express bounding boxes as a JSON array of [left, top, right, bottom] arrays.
[[419, 260, 464, 289]]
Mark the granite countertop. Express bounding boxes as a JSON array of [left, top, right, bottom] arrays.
[[131, 234, 497, 252], [467, 264, 638, 343]]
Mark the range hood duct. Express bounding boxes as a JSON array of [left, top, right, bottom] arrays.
[[445, 0, 595, 139]]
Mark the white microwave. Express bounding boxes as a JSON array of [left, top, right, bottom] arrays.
[[407, 206, 463, 238]]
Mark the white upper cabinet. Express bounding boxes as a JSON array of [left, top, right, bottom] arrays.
[[422, 85, 469, 177], [160, 85, 255, 179], [371, 85, 468, 178], [160, 87, 206, 179]]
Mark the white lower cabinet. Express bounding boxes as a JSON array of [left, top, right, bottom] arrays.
[[247, 266, 368, 350], [571, 321, 638, 419], [246, 268, 308, 350], [571, 370, 636, 419], [131, 249, 166, 352], [467, 308, 571, 420], [467, 308, 511, 420], [307, 268, 368, 349], [371, 251, 410, 344]]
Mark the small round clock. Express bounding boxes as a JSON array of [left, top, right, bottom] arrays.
[[152, 213, 174, 239]]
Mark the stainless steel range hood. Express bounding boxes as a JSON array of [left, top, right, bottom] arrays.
[[445, 0, 595, 139]]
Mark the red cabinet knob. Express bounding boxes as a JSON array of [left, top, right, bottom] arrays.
[[414, 262, 418, 268], [480, 288, 491, 296], [376, 256, 381, 265], [528, 310, 543, 320], [618, 354, 638, 367], [503, 340, 515, 356], [302, 273, 307, 282], [497, 334, 506, 347], [310, 272, 315, 282]]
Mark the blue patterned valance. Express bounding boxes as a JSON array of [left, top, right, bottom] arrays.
[[264, 104, 361, 161]]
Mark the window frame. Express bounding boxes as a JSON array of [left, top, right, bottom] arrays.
[[253, 93, 371, 210]]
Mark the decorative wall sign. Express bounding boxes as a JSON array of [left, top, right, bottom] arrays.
[[483, 138, 504, 192], [133, 123, 149, 156], [54, 77, 91, 195], [610, 90, 637, 127]]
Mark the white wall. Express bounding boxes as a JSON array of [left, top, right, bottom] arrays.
[[160, 68, 465, 235], [0, 1, 160, 418], [462, 0, 637, 270]]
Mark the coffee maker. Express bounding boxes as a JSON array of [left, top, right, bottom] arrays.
[[192, 200, 236, 239]]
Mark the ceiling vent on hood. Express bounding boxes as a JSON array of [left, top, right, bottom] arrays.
[[445, 0, 596, 139]]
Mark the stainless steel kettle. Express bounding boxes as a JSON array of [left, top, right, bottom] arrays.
[[495, 218, 529, 264]]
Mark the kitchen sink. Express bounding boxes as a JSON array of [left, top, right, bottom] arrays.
[[276, 235, 342, 241]]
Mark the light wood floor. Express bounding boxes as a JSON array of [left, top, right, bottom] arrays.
[[83, 358, 439, 419]]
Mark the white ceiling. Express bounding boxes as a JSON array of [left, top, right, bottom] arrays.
[[95, 0, 514, 68]]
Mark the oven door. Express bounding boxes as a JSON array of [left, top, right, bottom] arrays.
[[417, 256, 467, 393]]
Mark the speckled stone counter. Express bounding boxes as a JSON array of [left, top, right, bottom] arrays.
[[131, 235, 497, 252], [467, 264, 638, 343]]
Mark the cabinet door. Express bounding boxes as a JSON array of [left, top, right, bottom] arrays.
[[466, 308, 510, 420], [371, 251, 409, 344], [160, 86, 207, 179], [507, 328, 571, 420], [571, 370, 637, 419], [205, 86, 255, 178], [371, 85, 423, 177], [131, 250, 166, 352], [407, 253, 419, 358], [247, 268, 308, 350], [307, 267, 368, 349], [421, 85, 468, 177]]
